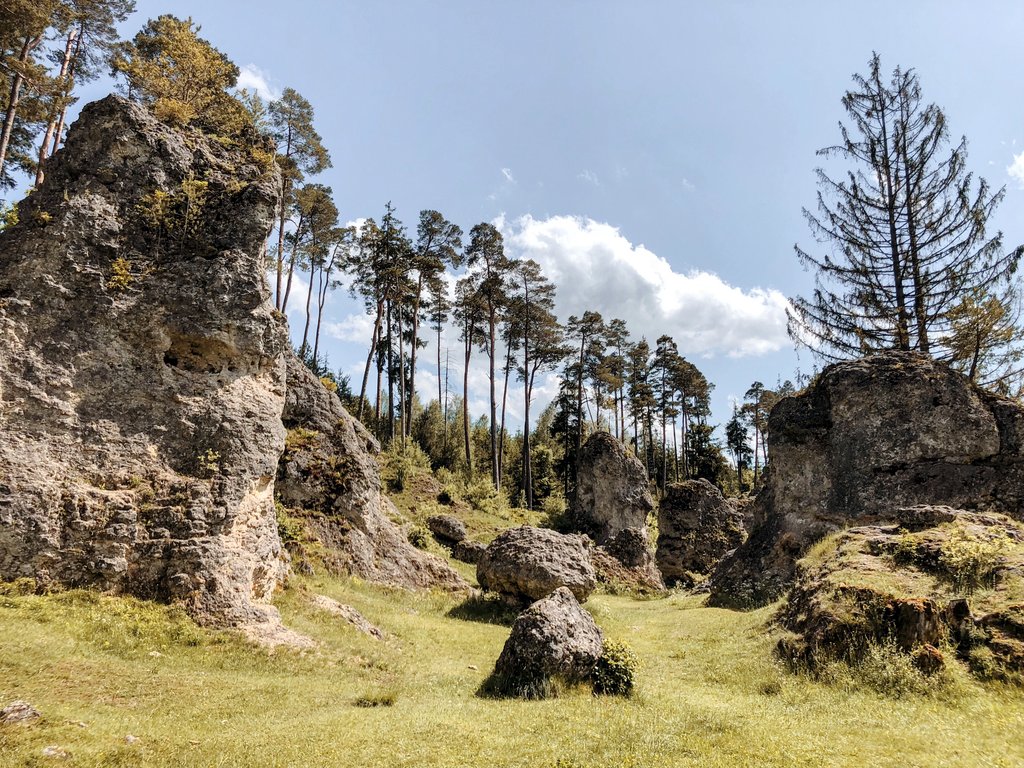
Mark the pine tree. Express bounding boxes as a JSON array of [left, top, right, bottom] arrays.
[[790, 53, 1022, 362]]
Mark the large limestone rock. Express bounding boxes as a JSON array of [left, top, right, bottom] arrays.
[[487, 587, 604, 698], [0, 96, 290, 631], [477, 526, 597, 603], [656, 479, 746, 586], [572, 432, 654, 541], [709, 352, 1024, 609], [776, 506, 1024, 682], [572, 432, 661, 589], [276, 352, 466, 591]]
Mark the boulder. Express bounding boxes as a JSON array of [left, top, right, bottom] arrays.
[[310, 594, 384, 639], [0, 96, 291, 634], [709, 352, 1024, 609], [590, 528, 665, 593], [0, 701, 41, 726], [656, 479, 746, 585], [477, 526, 596, 603], [276, 352, 466, 592], [426, 514, 467, 544], [452, 539, 486, 565], [487, 587, 604, 698], [776, 507, 1024, 682], [572, 432, 654, 542]]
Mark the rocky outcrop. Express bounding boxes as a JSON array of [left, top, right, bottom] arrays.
[[656, 479, 746, 586], [477, 526, 596, 603], [0, 96, 291, 634], [0, 701, 41, 726], [276, 352, 466, 592], [486, 587, 604, 699], [426, 514, 467, 545], [452, 539, 486, 565], [709, 352, 1024, 608], [572, 432, 654, 541], [572, 432, 661, 589], [776, 507, 1024, 682]]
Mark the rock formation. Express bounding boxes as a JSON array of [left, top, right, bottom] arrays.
[[656, 479, 746, 586], [709, 352, 1024, 608], [486, 587, 604, 698], [572, 432, 661, 589], [452, 539, 486, 565], [426, 513, 467, 545], [276, 352, 466, 591], [572, 432, 654, 541], [310, 594, 385, 640], [776, 506, 1024, 681], [477, 526, 597, 603], [0, 96, 291, 634]]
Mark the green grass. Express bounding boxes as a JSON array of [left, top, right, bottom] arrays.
[[2, 580, 1023, 767]]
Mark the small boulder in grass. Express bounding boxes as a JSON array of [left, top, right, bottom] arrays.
[[484, 587, 603, 699], [0, 700, 40, 726], [426, 514, 468, 544], [452, 539, 486, 565]]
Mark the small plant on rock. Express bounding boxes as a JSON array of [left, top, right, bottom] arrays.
[[939, 525, 1012, 594], [408, 526, 430, 549], [592, 639, 639, 696]]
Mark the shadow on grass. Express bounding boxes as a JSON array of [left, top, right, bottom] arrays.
[[445, 592, 522, 626]]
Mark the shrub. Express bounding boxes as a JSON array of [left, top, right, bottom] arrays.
[[854, 641, 949, 698], [353, 690, 397, 708], [109, 257, 133, 291], [408, 526, 430, 549], [939, 525, 1012, 594], [592, 639, 639, 696], [464, 478, 506, 515]]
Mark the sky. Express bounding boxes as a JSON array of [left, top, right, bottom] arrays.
[[40, 1, 1024, 432]]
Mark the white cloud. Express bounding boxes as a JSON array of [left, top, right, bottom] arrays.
[[578, 169, 600, 186], [1008, 151, 1024, 188], [499, 214, 791, 358], [237, 64, 281, 102], [682, 177, 696, 191], [501, 167, 516, 184], [326, 312, 375, 344]]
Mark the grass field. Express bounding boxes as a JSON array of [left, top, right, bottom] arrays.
[[2, 574, 1023, 768]]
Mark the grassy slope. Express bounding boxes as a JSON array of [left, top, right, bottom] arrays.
[[2, 578, 1023, 768]]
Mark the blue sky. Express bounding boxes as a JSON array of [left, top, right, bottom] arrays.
[[56, 1, 1024, 429]]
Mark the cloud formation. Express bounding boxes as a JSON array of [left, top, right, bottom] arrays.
[[1008, 151, 1024, 188], [237, 64, 281, 102], [499, 214, 790, 358]]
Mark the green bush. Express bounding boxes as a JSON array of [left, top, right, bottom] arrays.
[[592, 639, 639, 696], [408, 526, 430, 549], [939, 525, 1012, 594]]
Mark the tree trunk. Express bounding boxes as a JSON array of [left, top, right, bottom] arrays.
[[300, 261, 316, 353], [489, 313, 499, 489], [36, 28, 78, 187], [497, 334, 515, 487], [357, 300, 383, 422], [398, 307, 407, 446], [0, 35, 43, 179], [386, 300, 395, 441], [408, 277, 423, 439], [275, 127, 294, 310], [463, 333, 473, 475]]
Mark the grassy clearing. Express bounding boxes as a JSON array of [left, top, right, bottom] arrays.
[[1, 578, 1023, 767]]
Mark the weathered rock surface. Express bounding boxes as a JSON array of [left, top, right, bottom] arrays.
[[487, 586, 604, 698], [0, 96, 291, 633], [276, 352, 466, 592], [477, 526, 597, 603], [310, 594, 384, 639], [656, 479, 746, 586], [572, 432, 654, 542], [426, 513, 467, 544], [776, 506, 1024, 682], [0, 701, 41, 726], [452, 539, 486, 565], [709, 352, 1024, 608], [591, 528, 665, 592], [571, 432, 661, 588]]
